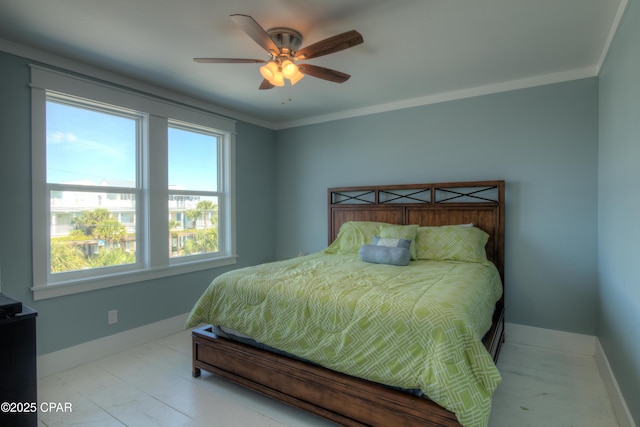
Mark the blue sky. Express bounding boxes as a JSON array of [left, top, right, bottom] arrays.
[[168, 127, 218, 191], [46, 101, 218, 191]]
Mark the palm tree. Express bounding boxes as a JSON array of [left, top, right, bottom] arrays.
[[185, 200, 217, 229], [94, 218, 128, 249], [182, 228, 218, 254], [50, 240, 88, 273], [196, 200, 217, 227], [71, 208, 111, 236], [185, 209, 200, 229]]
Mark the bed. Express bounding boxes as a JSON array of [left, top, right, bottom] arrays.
[[188, 180, 505, 427]]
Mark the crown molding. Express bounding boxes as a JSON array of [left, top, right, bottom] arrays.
[[0, 38, 275, 130], [595, 0, 629, 74], [274, 67, 598, 130]]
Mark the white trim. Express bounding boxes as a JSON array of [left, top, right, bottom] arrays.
[[37, 312, 190, 379], [0, 38, 273, 129], [595, 339, 637, 427], [30, 65, 236, 131], [274, 67, 597, 130], [505, 322, 596, 355], [595, 0, 629, 74], [32, 255, 237, 300]]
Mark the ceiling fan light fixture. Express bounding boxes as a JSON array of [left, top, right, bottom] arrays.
[[271, 69, 285, 87], [259, 61, 279, 82], [289, 70, 304, 85], [281, 59, 298, 79]]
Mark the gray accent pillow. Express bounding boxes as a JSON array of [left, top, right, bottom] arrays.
[[358, 244, 411, 266]]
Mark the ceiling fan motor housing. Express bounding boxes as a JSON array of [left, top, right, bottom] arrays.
[[267, 27, 303, 55]]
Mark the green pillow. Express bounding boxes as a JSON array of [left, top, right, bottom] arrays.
[[325, 221, 387, 254], [415, 225, 489, 263], [379, 224, 419, 260]]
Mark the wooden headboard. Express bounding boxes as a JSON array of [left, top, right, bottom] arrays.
[[328, 180, 505, 282]]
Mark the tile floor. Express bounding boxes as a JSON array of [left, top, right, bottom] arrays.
[[36, 330, 620, 426]]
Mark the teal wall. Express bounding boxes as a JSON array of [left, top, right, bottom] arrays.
[[275, 78, 599, 335], [0, 51, 277, 355], [598, 0, 640, 423]]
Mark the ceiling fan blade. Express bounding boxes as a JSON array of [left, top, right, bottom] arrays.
[[194, 58, 266, 63], [259, 79, 275, 90], [294, 30, 363, 60], [230, 14, 280, 56], [298, 64, 351, 83]]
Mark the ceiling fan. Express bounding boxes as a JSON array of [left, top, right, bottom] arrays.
[[194, 14, 364, 90]]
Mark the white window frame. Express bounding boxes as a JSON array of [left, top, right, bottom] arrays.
[[30, 65, 237, 300], [167, 120, 228, 265], [44, 93, 146, 283]]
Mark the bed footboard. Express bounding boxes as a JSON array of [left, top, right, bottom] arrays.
[[192, 325, 464, 427], [191, 303, 504, 427]]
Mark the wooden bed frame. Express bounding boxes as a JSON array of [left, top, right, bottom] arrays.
[[192, 180, 505, 427]]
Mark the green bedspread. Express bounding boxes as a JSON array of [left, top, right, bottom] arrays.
[[186, 252, 503, 427]]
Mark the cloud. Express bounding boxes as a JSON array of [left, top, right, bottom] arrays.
[[47, 131, 127, 160], [48, 131, 78, 143]]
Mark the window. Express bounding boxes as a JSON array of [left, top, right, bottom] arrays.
[[46, 95, 142, 276], [168, 122, 222, 260], [31, 66, 236, 300]]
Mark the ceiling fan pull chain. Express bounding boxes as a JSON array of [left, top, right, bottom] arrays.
[[280, 87, 294, 106]]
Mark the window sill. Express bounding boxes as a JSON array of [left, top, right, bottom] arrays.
[[31, 255, 238, 300]]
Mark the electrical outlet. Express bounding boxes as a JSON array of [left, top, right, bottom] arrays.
[[108, 309, 118, 325]]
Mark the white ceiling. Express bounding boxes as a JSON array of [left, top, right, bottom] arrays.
[[0, 0, 626, 129]]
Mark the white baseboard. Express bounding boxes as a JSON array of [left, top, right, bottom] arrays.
[[37, 312, 189, 379], [505, 322, 596, 355], [595, 339, 637, 427], [506, 322, 636, 427]]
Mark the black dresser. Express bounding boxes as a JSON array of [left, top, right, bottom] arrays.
[[0, 304, 38, 427]]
